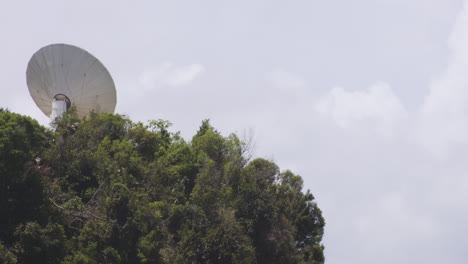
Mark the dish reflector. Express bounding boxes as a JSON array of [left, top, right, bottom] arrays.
[[26, 43, 117, 119]]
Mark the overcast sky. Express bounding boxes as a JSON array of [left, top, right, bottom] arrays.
[[1, 0, 468, 263]]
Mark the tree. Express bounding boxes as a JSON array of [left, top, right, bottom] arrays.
[[0, 109, 51, 243], [0, 241, 17, 264], [0, 110, 325, 264]]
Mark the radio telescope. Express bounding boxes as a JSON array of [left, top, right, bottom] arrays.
[[26, 43, 116, 121]]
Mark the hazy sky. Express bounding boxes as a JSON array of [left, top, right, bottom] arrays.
[[1, 1, 468, 263]]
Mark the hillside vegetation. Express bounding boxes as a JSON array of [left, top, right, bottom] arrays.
[[0, 108, 325, 264]]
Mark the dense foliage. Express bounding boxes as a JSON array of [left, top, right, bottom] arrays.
[[0, 108, 325, 264]]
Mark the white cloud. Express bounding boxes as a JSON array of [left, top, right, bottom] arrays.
[[315, 82, 407, 135], [138, 62, 205, 89], [379, 0, 459, 21], [356, 192, 437, 241], [267, 69, 307, 90], [417, 1, 468, 156]]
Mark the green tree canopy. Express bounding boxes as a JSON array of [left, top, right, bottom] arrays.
[[0, 110, 325, 264]]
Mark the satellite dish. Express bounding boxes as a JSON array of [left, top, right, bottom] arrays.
[[26, 43, 117, 121]]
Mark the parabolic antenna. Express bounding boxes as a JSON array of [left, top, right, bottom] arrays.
[[26, 43, 116, 120]]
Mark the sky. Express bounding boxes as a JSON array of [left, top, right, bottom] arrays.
[[1, 0, 467, 263]]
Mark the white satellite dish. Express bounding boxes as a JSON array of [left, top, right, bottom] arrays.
[[26, 43, 117, 121]]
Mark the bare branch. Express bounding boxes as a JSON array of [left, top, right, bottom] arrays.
[[85, 176, 110, 207]]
